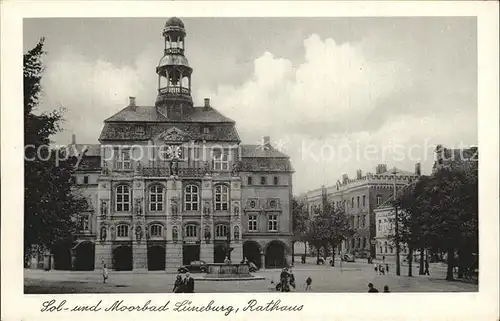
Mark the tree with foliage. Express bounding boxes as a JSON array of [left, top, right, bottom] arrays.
[[395, 158, 478, 281], [24, 38, 87, 265], [306, 202, 353, 266], [291, 197, 309, 264]]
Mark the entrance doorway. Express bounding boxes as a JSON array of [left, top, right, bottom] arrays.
[[182, 245, 200, 265], [265, 240, 287, 268], [147, 245, 166, 271], [113, 246, 133, 271], [73, 241, 95, 271], [213, 243, 226, 263], [243, 241, 262, 268]]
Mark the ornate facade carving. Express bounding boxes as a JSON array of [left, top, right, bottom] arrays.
[[171, 198, 179, 216], [203, 201, 211, 217], [172, 226, 179, 242], [100, 200, 108, 217]]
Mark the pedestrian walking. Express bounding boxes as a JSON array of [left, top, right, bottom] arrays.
[[424, 259, 430, 275], [102, 264, 108, 284], [368, 283, 379, 293], [374, 263, 378, 273], [383, 285, 390, 293], [173, 274, 184, 293], [379, 263, 385, 275], [382, 255, 385, 263], [305, 277, 312, 291], [183, 272, 195, 293]]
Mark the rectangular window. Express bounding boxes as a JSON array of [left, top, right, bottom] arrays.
[[203, 127, 210, 134], [115, 149, 131, 170], [362, 215, 366, 228], [261, 176, 267, 185], [214, 185, 229, 211], [247, 176, 253, 185], [268, 214, 278, 232], [117, 225, 129, 238], [273, 176, 279, 185], [357, 196, 360, 208], [213, 151, 229, 170], [248, 215, 258, 232], [356, 215, 360, 228], [351, 197, 354, 208], [363, 237, 367, 248], [376, 195, 382, 206], [363, 195, 366, 207], [185, 225, 198, 237], [150, 225, 162, 237], [378, 220, 381, 231], [83, 176, 89, 184]]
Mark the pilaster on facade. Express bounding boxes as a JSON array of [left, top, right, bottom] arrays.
[[165, 242, 182, 272]]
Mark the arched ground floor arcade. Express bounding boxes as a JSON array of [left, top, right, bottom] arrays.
[[31, 237, 293, 271]]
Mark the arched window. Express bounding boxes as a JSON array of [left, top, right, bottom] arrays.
[[185, 224, 198, 237], [149, 185, 164, 211], [150, 224, 163, 237], [184, 185, 199, 211], [214, 185, 229, 211], [215, 224, 228, 238], [115, 185, 130, 212], [117, 224, 129, 238]]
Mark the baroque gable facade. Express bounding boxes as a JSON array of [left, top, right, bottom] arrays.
[[59, 18, 293, 272]]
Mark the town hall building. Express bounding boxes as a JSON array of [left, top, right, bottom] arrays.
[[51, 17, 293, 272]]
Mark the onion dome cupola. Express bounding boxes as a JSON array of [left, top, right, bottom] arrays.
[[156, 17, 193, 119]]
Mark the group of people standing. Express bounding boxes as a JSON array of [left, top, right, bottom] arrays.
[[173, 272, 195, 293], [274, 267, 296, 292]]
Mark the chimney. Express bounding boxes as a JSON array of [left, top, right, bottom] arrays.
[[415, 163, 421, 176], [204, 98, 210, 108], [262, 136, 271, 147], [71, 134, 76, 145], [342, 174, 349, 184], [356, 169, 362, 179], [129, 96, 136, 107]]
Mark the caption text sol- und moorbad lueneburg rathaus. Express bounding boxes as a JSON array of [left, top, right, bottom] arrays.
[[32, 17, 294, 272]]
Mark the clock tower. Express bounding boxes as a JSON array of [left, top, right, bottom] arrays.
[[156, 17, 193, 120]]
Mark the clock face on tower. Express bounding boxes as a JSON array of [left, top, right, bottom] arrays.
[[164, 145, 182, 159]]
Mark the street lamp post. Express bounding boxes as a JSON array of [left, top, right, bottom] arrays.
[[392, 167, 401, 276]]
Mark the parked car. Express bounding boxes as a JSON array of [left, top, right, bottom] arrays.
[[178, 260, 208, 273], [341, 254, 355, 262]]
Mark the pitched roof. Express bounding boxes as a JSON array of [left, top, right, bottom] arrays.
[[66, 144, 101, 157], [240, 144, 289, 158], [376, 180, 419, 209], [104, 105, 235, 123], [105, 105, 167, 122], [99, 122, 240, 142]]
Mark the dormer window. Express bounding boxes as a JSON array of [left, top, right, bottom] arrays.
[[115, 149, 131, 170]]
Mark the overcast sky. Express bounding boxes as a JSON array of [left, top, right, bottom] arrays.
[[24, 17, 477, 194]]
